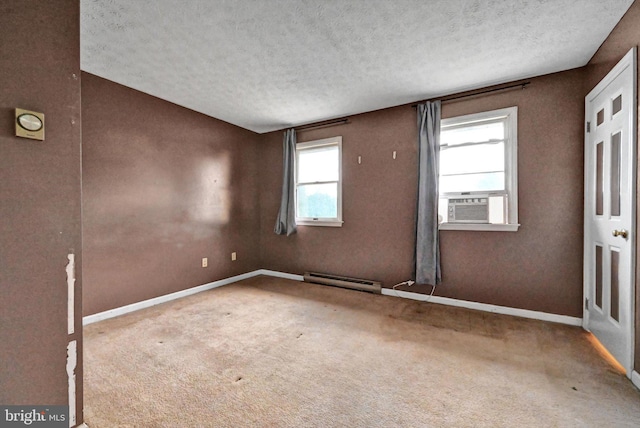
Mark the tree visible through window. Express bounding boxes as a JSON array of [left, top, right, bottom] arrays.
[[295, 136, 343, 226]]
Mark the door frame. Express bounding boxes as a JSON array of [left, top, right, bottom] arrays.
[[583, 47, 637, 377]]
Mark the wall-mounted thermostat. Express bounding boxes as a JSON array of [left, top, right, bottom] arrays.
[[15, 108, 45, 141]]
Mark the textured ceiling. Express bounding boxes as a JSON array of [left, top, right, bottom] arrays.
[[81, 0, 634, 134]]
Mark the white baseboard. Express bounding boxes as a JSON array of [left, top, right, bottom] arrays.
[[83, 269, 582, 328], [632, 370, 640, 390], [83, 269, 303, 326], [256, 269, 304, 282], [381, 288, 583, 326]]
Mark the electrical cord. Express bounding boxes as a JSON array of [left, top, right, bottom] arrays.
[[392, 280, 415, 290], [390, 280, 437, 302]]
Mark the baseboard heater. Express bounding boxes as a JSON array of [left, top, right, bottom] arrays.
[[303, 272, 382, 294]]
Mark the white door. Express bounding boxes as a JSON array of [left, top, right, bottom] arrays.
[[584, 47, 636, 377]]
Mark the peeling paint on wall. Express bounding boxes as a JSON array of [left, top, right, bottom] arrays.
[[66, 254, 75, 335], [66, 255, 76, 426], [66, 340, 77, 427]]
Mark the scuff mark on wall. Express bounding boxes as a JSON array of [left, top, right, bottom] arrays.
[[66, 340, 77, 427], [66, 254, 75, 335]]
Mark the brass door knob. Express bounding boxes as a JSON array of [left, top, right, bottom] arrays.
[[612, 229, 628, 238]]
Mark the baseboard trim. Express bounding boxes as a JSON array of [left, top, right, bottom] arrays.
[[83, 271, 259, 325], [381, 288, 583, 326], [82, 269, 305, 326], [83, 269, 582, 328], [632, 370, 640, 390], [256, 269, 304, 282]]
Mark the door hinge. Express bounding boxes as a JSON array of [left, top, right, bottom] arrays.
[[586, 122, 591, 133], [585, 298, 589, 310]]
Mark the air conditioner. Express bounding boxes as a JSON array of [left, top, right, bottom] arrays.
[[447, 197, 489, 223]]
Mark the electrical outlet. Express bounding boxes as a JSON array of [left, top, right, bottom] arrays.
[[202, 257, 208, 268], [231, 252, 237, 261]]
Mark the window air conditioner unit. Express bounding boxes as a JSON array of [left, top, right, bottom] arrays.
[[447, 197, 489, 223]]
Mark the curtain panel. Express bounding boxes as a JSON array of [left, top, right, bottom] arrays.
[[274, 128, 297, 236], [415, 101, 442, 285]]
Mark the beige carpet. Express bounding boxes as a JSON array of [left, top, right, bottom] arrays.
[[84, 276, 640, 427]]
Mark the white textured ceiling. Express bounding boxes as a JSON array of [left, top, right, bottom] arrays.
[[81, 0, 634, 134]]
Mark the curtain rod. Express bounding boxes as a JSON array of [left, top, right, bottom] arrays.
[[286, 81, 529, 131], [411, 81, 530, 107], [294, 117, 350, 132]]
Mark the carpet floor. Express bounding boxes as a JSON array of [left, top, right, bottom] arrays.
[[83, 276, 640, 427]]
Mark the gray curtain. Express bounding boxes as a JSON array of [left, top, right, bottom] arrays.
[[415, 101, 442, 285], [274, 128, 297, 236]]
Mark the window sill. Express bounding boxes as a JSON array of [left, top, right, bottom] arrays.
[[296, 220, 343, 227], [439, 223, 520, 232]]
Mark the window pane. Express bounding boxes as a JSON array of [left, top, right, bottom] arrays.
[[440, 172, 505, 193], [297, 183, 338, 218], [298, 145, 339, 183], [441, 120, 504, 146], [440, 142, 504, 176], [439, 107, 517, 227]]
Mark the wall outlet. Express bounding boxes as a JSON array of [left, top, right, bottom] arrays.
[[231, 252, 237, 261], [202, 257, 208, 268]]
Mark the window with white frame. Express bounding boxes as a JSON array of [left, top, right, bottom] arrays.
[[295, 136, 343, 227], [438, 106, 519, 231]]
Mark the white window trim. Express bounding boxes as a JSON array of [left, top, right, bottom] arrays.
[[295, 136, 343, 227], [439, 106, 519, 232]]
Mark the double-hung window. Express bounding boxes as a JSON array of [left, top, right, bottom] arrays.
[[438, 106, 519, 231], [295, 136, 343, 227]]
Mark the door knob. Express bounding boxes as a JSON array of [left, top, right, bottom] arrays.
[[612, 229, 628, 238]]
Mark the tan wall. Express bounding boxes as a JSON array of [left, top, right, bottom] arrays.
[[0, 0, 84, 422], [585, 0, 640, 372], [259, 68, 585, 317], [81, 73, 262, 315]]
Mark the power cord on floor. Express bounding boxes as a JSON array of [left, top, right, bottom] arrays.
[[390, 280, 437, 302], [392, 280, 415, 290]]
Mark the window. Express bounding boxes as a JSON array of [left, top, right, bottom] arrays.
[[295, 136, 343, 227], [438, 107, 519, 231]]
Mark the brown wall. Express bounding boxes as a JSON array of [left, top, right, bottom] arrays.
[[260, 106, 419, 288], [259, 68, 586, 318], [0, 0, 84, 423], [2, 0, 636, 417], [585, 0, 640, 372], [81, 73, 261, 315]]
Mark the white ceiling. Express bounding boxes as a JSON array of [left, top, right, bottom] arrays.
[[80, 0, 634, 134]]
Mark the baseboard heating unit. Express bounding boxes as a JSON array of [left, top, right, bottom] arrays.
[[303, 272, 382, 294]]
